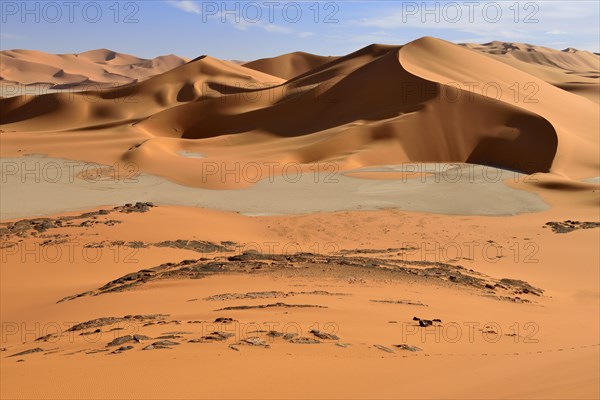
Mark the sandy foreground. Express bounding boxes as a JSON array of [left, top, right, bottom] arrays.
[[1, 37, 599, 399], [1, 184, 599, 399]]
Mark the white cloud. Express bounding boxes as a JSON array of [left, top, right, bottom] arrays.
[[167, 1, 200, 14], [262, 24, 293, 34], [0, 32, 26, 40], [345, 1, 599, 51]]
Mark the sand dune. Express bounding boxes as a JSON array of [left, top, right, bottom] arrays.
[[463, 41, 599, 78], [462, 41, 600, 103], [1, 37, 598, 188], [0, 48, 189, 98], [243, 51, 338, 80]]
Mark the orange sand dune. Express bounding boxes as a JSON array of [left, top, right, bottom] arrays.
[[0, 48, 189, 89], [243, 51, 338, 80], [463, 41, 599, 78], [462, 41, 600, 103], [1, 37, 598, 189]]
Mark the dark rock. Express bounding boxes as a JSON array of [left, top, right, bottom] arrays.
[[237, 337, 270, 348], [370, 299, 427, 306], [288, 337, 320, 344], [107, 335, 133, 347], [152, 340, 180, 347], [393, 344, 422, 352], [216, 302, 327, 311], [214, 317, 236, 324], [194, 332, 235, 342], [35, 333, 57, 342], [80, 329, 101, 336], [373, 344, 395, 353], [133, 334, 152, 342], [545, 221, 600, 234], [309, 329, 339, 340], [8, 348, 44, 357], [498, 278, 543, 296]]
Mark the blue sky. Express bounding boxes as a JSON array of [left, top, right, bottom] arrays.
[[1, 1, 598, 60]]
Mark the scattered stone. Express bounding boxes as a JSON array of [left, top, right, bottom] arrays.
[[155, 335, 182, 340], [117, 202, 155, 213], [336, 343, 351, 348], [142, 344, 168, 351], [57, 252, 544, 306], [8, 348, 44, 357], [152, 340, 180, 347], [419, 319, 433, 327], [393, 344, 422, 352], [373, 344, 395, 353], [205, 290, 349, 301], [266, 331, 283, 338], [67, 315, 169, 331], [413, 317, 441, 327], [35, 333, 57, 342], [309, 330, 339, 340], [85, 349, 108, 354], [216, 302, 327, 311], [155, 240, 228, 254], [544, 221, 600, 234], [133, 334, 152, 342], [194, 332, 235, 342], [498, 279, 543, 296], [283, 333, 298, 341], [288, 337, 320, 344], [112, 345, 134, 354], [237, 337, 270, 348], [107, 335, 133, 347], [370, 299, 427, 307], [214, 317, 236, 324]]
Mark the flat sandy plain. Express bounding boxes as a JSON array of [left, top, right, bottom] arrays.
[[1, 38, 599, 399]]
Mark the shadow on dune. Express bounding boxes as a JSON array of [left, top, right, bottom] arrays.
[[466, 113, 558, 174]]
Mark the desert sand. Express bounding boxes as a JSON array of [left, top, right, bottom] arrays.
[[1, 37, 599, 399]]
